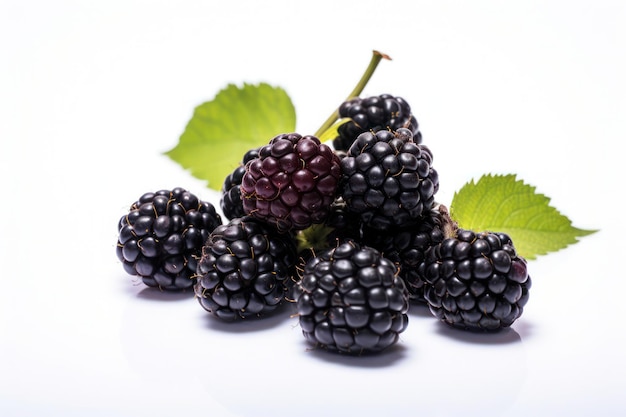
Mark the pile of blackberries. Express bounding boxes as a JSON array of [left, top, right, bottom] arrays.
[[116, 94, 531, 355]]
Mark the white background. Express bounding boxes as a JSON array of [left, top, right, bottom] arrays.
[[1, 1, 624, 416]]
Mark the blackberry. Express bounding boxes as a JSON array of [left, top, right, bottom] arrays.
[[220, 147, 261, 220], [421, 229, 532, 331], [194, 216, 298, 321], [240, 133, 342, 232], [340, 128, 439, 231], [295, 240, 409, 354], [362, 206, 447, 302], [333, 94, 421, 151], [116, 187, 222, 290]]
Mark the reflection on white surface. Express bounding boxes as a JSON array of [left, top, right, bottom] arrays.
[[119, 282, 530, 417]]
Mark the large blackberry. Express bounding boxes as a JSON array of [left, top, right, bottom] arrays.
[[362, 206, 447, 302], [421, 229, 531, 331], [240, 133, 342, 232], [194, 216, 298, 321], [295, 240, 409, 354], [220, 147, 260, 220], [340, 128, 439, 231], [333, 94, 421, 151], [116, 187, 222, 290]]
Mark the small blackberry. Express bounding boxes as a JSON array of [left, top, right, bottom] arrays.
[[240, 133, 342, 232], [194, 216, 298, 321], [333, 94, 421, 151], [295, 240, 409, 354], [340, 128, 439, 231], [220, 147, 261, 220], [421, 229, 532, 331], [116, 187, 222, 290], [362, 206, 447, 302]]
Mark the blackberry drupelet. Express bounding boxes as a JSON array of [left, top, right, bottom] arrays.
[[295, 240, 409, 354], [333, 94, 421, 151], [362, 206, 447, 302], [116, 187, 222, 290], [340, 128, 439, 231], [240, 133, 342, 232], [421, 229, 532, 331], [220, 147, 260, 220], [194, 216, 298, 321]]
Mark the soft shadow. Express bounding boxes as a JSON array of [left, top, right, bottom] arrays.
[[300, 339, 409, 368], [434, 321, 522, 345], [406, 302, 435, 318], [203, 302, 293, 333], [135, 286, 195, 301], [512, 320, 534, 340]]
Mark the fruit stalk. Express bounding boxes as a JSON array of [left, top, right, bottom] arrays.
[[314, 50, 391, 138]]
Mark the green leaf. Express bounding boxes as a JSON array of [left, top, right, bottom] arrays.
[[164, 82, 296, 190], [450, 173, 597, 260]]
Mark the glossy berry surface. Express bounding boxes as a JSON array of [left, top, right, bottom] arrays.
[[334, 94, 421, 151], [116, 187, 222, 290], [194, 217, 297, 321], [220, 147, 260, 220], [240, 133, 342, 232], [340, 128, 439, 231], [296, 240, 409, 354], [362, 207, 445, 302], [421, 229, 532, 331]]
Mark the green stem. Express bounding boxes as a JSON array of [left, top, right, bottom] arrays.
[[314, 50, 391, 138]]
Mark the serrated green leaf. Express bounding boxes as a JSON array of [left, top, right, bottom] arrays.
[[164, 82, 296, 190], [450, 173, 597, 260]]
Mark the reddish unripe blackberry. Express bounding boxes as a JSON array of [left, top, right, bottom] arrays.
[[333, 94, 421, 151], [421, 229, 532, 331], [241, 133, 342, 232], [220, 147, 260, 220], [194, 217, 298, 321], [295, 240, 409, 354], [116, 187, 222, 290], [340, 128, 439, 231]]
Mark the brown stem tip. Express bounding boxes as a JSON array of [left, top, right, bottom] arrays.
[[373, 50, 392, 61]]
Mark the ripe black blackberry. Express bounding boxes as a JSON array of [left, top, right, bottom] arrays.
[[421, 229, 532, 331], [194, 216, 298, 321], [116, 187, 222, 290], [240, 133, 342, 232], [340, 128, 439, 231], [220, 147, 260, 220], [295, 240, 409, 354], [333, 94, 421, 151], [362, 206, 447, 302]]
